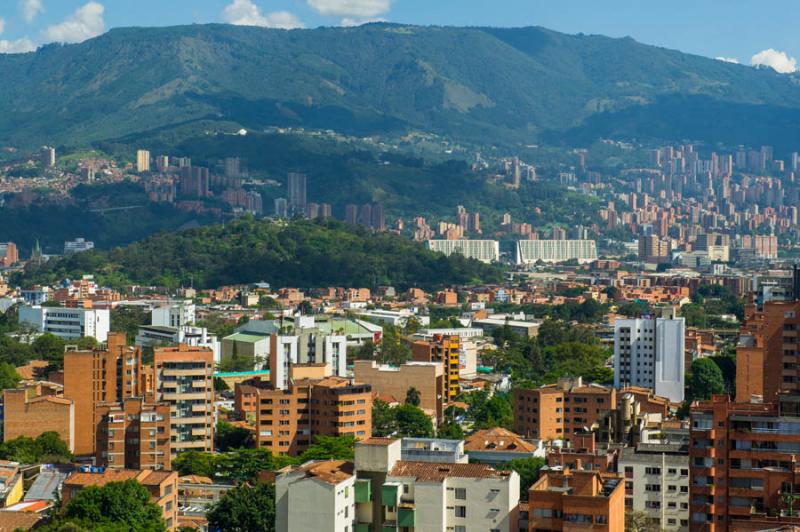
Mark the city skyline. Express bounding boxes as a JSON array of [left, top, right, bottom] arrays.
[[1, 0, 800, 73]]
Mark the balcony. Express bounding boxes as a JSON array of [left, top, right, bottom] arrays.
[[355, 525, 371, 532], [355, 479, 371, 504], [381, 483, 400, 506], [397, 505, 415, 528]]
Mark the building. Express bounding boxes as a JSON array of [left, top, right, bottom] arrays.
[[516, 239, 598, 265], [224, 157, 241, 178], [639, 235, 672, 264], [63, 332, 143, 455], [464, 427, 544, 465], [152, 345, 215, 457], [95, 397, 171, 470], [19, 305, 110, 342], [255, 376, 372, 456], [689, 394, 800, 531], [136, 150, 151, 173], [63, 238, 95, 255], [426, 239, 500, 263], [411, 335, 461, 400], [473, 316, 542, 338], [274, 197, 288, 218], [40, 146, 56, 167], [736, 299, 800, 403], [287, 172, 307, 214], [614, 312, 686, 403], [618, 443, 689, 531], [352, 437, 520, 532], [528, 469, 624, 532], [400, 438, 468, 464], [2, 387, 74, 452], [62, 469, 178, 530], [514, 377, 617, 443], [353, 360, 446, 420], [0, 243, 18, 268], [275, 460, 356, 532]]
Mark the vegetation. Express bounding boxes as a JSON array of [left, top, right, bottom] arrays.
[[681, 285, 744, 329], [43, 480, 165, 531], [207, 482, 275, 532], [18, 218, 502, 291], [0, 432, 73, 464], [372, 400, 434, 438], [687, 357, 727, 402], [463, 390, 514, 430], [216, 422, 254, 452], [2, 24, 800, 150], [503, 457, 545, 500]]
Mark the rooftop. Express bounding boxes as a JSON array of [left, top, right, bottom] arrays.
[[388, 461, 511, 482], [464, 428, 536, 453]]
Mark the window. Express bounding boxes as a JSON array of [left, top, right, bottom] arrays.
[[454, 527, 466, 532], [403, 484, 409, 494], [454, 488, 466, 500], [455, 506, 466, 518]]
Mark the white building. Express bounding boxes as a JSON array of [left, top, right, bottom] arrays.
[[151, 302, 195, 328], [135, 325, 221, 362], [136, 149, 150, 172], [618, 443, 690, 531], [354, 308, 429, 328], [614, 314, 685, 403], [19, 305, 110, 342], [427, 239, 500, 263], [63, 238, 95, 255], [516, 239, 598, 265], [275, 460, 356, 532]]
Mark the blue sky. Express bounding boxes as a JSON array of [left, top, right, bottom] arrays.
[[2, 0, 800, 72]]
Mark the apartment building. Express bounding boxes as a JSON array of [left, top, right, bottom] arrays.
[[95, 397, 171, 470], [275, 460, 356, 532], [614, 312, 686, 403], [689, 394, 800, 531], [63, 332, 143, 456], [528, 469, 624, 532], [353, 359, 446, 420], [411, 335, 461, 400], [2, 387, 74, 452], [619, 443, 690, 531], [136, 149, 151, 173], [255, 376, 372, 456], [354, 437, 520, 531], [19, 305, 110, 342], [152, 345, 215, 457], [736, 299, 800, 402], [62, 469, 178, 530], [514, 377, 617, 442], [427, 239, 500, 263], [515, 239, 598, 265]]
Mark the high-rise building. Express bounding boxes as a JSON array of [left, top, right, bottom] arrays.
[[0, 242, 18, 267], [638, 235, 671, 264], [155, 155, 169, 172], [40, 146, 56, 167], [614, 312, 686, 403], [516, 239, 598, 265], [427, 239, 500, 263], [224, 157, 241, 178], [152, 345, 215, 457], [63, 333, 142, 456], [411, 335, 460, 400], [689, 394, 800, 531], [287, 172, 307, 213], [136, 150, 151, 172], [95, 397, 171, 470], [353, 360, 446, 421], [274, 197, 288, 218]]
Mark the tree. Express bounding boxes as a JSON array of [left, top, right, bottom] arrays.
[[300, 435, 356, 461], [0, 432, 72, 464], [405, 387, 421, 406], [688, 358, 726, 401], [394, 404, 434, 437], [31, 334, 66, 366], [625, 510, 660, 532], [504, 457, 545, 500], [54, 480, 166, 531], [207, 482, 275, 532], [466, 391, 513, 430], [216, 422, 254, 452], [0, 363, 21, 391], [372, 399, 396, 437], [437, 421, 464, 440], [172, 451, 218, 478]]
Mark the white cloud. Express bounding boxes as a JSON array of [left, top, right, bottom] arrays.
[[19, 0, 44, 23], [307, 0, 392, 18], [0, 37, 36, 54], [751, 48, 797, 74], [715, 56, 739, 64], [41, 2, 105, 44], [222, 0, 304, 29]]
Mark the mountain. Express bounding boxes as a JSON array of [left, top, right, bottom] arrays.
[[15, 218, 503, 290], [2, 23, 800, 149]]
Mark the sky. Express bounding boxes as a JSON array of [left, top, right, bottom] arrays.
[[1, 0, 800, 73]]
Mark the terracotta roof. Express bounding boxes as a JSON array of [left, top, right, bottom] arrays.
[[389, 461, 511, 482], [464, 428, 536, 453], [283, 460, 354, 485], [64, 469, 175, 489], [179, 475, 213, 485], [360, 437, 398, 446], [28, 396, 72, 406], [0, 511, 43, 531]]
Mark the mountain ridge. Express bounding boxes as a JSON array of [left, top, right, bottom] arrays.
[[1, 22, 799, 149]]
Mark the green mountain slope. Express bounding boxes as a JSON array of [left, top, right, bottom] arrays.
[[15, 218, 503, 290], [2, 23, 800, 148]]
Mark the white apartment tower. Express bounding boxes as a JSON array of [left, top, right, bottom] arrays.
[[614, 312, 685, 403]]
